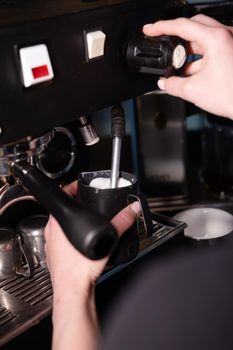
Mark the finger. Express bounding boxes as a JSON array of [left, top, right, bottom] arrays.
[[111, 201, 141, 237], [157, 76, 194, 103], [191, 14, 225, 28], [184, 58, 203, 76], [143, 17, 212, 42], [63, 181, 78, 197], [44, 215, 54, 240], [191, 15, 233, 36], [191, 14, 233, 38], [187, 41, 203, 55]]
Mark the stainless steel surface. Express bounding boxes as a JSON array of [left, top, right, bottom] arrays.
[[36, 127, 77, 179], [0, 266, 52, 347], [78, 116, 100, 146], [0, 227, 22, 279], [0, 226, 35, 279], [18, 214, 48, 268], [0, 196, 40, 229], [110, 137, 122, 188], [0, 184, 31, 212], [0, 131, 54, 177], [16, 234, 35, 278]]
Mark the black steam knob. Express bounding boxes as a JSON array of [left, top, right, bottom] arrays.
[[126, 35, 187, 77]]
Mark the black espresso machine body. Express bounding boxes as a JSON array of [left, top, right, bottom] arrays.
[[0, 0, 191, 346], [0, 0, 233, 348], [0, 0, 165, 145], [0, 0, 187, 259]]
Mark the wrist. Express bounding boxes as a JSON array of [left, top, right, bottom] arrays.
[[52, 275, 95, 305], [52, 281, 98, 331]]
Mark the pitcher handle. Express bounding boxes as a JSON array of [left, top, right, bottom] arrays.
[[128, 193, 154, 237], [15, 234, 35, 278]]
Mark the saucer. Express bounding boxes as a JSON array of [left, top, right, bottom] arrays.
[[173, 207, 233, 240]]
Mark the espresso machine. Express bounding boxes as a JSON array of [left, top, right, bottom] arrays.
[[0, 0, 232, 347]]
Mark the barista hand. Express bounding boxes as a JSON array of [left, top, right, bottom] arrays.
[[143, 14, 233, 119], [44, 181, 141, 350], [45, 182, 140, 289]]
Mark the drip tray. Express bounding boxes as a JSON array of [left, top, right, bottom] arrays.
[[99, 211, 186, 282], [0, 212, 186, 346], [0, 267, 52, 347]]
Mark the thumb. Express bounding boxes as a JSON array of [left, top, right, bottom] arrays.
[[158, 76, 191, 101], [111, 201, 141, 237]]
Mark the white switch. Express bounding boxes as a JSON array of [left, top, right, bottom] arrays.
[[86, 30, 106, 60], [19, 44, 54, 88]]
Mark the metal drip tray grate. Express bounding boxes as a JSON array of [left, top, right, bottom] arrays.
[[99, 211, 186, 282], [0, 267, 52, 306], [139, 211, 186, 252], [0, 211, 186, 346], [0, 307, 17, 327], [0, 266, 53, 347]]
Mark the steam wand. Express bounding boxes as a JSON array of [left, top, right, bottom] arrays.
[[110, 105, 125, 188]]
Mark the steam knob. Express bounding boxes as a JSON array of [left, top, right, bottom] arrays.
[[126, 35, 187, 77]]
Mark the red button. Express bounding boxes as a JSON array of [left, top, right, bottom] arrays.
[[32, 65, 49, 79]]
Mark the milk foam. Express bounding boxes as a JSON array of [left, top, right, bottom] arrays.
[[89, 177, 131, 189]]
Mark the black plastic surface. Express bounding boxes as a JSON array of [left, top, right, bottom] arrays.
[[126, 35, 187, 76], [0, 1, 169, 145]]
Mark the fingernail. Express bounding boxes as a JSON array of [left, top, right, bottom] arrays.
[[130, 201, 141, 216], [157, 79, 166, 90], [143, 23, 153, 29]]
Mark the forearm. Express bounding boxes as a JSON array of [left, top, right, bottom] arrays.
[[44, 202, 140, 350], [52, 283, 99, 350]]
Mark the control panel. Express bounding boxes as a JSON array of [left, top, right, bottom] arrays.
[[0, 1, 172, 145]]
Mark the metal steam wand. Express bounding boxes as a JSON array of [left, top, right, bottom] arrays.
[[110, 105, 125, 188]]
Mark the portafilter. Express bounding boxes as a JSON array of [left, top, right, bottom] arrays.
[[0, 133, 118, 260]]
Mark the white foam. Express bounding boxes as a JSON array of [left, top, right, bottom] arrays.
[[89, 177, 131, 189]]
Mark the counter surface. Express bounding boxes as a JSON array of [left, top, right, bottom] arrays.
[[97, 229, 233, 350]]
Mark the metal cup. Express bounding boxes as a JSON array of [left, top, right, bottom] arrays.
[[77, 170, 153, 266], [0, 226, 34, 279], [17, 214, 48, 268]]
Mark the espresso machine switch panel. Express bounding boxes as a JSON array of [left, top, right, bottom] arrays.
[[19, 44, 54, 88], [0, 1, 170, 145], [85, 30, 106, 60], [126, 35, 187, 76]]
